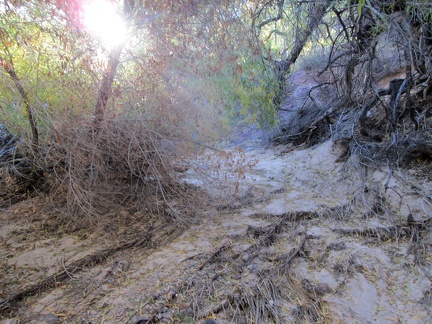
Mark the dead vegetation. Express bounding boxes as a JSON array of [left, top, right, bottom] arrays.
[[271, 2, 432, 174], [179, 213, 428, 322], [131, 164, 431, 323], [2, 1, 431, 323], [0, 112, 208, 230], [1, 133, 432, 322], [2, 4, 432, 322], [0, 219, 184, 316], [0, 112, 260, 322], [51, 116, 196, 223]]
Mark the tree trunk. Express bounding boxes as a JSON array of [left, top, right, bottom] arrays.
[[94, 45, 123, 125], [1, 58, 39, 152], [263, 1, 332, 104], [93, 0, 136, 126]]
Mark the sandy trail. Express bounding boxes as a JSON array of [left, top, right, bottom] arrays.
[[1, 139, 431, 323]]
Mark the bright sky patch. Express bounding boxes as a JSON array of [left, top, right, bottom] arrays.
[[83, 0, 127, 48]]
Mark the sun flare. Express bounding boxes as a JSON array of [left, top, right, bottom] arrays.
[[83, 0, 127, 48]]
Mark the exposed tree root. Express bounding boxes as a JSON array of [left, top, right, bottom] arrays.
[[334, 215, 432, 242], [0, 225, 184, 315], [167, 211, 326, 322], [198, 244, 233, 270], [277, 232, 308, 274], [243, 212, 318, 264], [333, 225, 403, 241]]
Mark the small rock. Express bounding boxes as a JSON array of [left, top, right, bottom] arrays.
[[152, 292, 161, 300], [295, 225, 307, 236], [43, 314, 60, 324], [159, 310, 172, 323], [131, 315, 151, 324], [184, 307, 194, 318], [246, 264, 258, 272], [328, 241, 346, 251], [241, 253, 250, 262], [316, 282, 331, 295], [270, 188, 285, 194], [306, 226, 322, 237], [203, 320, 217, 324]]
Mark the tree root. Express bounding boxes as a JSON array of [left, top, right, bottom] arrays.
[[334, 215, 432, 243], [0, 225, 183, 315], [198, 244, 233, 270], [277, 232, 308, 274], [333, 226, 402, 241]]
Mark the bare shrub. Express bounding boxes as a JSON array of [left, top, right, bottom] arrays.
[[0, 124, 41, 207], [272, 100, 330, 146], [1, 107, 253, 229], [37, 113, 196, 228]]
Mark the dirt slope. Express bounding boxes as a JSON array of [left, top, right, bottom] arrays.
[[1, 139, 431, 323]]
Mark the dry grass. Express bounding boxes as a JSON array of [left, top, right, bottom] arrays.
[[47, 115, 198, 227], [1, 107, 256, 231], [0, 111, 207, 231]]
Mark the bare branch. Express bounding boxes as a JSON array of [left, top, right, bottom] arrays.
[[1, 56, 39, 151]]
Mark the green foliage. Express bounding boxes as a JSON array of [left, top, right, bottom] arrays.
[[0, 101, 29, 136], [210, 55, 278, 129], [235, 58, 279, 128], [0, 1, 98, 142], [358, 0, 366, 17], [405, 1, 432, 22]]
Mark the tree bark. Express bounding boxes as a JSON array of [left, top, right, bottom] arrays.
[[283, 1, 331, 73], [93, 0, 135, 126], [265, 1, 332, 103], [94, 45, 123, 125], [1, 57, 39, 151]]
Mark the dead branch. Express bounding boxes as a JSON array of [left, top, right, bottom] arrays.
[[254, 0, 285, 31], [243, 212, 318, 263], [277, 233, 307, 274], [384, 158, 393, 191], [0, 233, 148, 313], [333, 225, 406, 241], [389, 78, 408, 127], [0, 225, 187, 314], [198, 244, 232, 270], [1, 56, 38, 151], [197, 295, 235, 320]]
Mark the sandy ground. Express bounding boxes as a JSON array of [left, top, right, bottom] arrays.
[[1, 69, 432, 323], [1, 138, 431, 324]]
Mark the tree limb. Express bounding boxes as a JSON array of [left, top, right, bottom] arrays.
[[256, 0, 285, 30], [94, 0, 136, 125], [1, 56, 39, 151]]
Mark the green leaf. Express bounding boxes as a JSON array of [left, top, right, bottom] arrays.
[[358, 0, 365, 17]]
